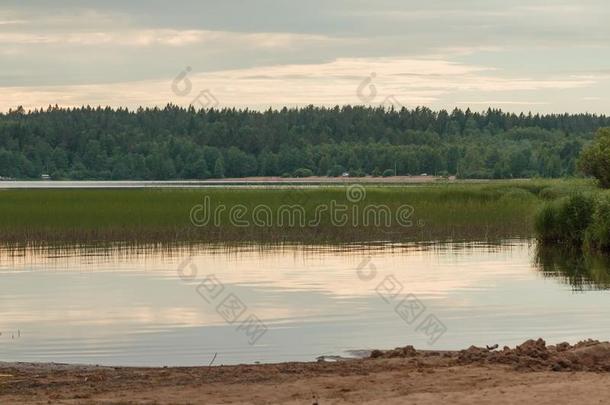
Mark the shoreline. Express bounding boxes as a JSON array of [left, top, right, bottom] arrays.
[[2, 338, 610, 404], [0, 176, 449, 188]]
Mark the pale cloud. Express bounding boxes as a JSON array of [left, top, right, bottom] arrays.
[[516, 4, 591, 14], [0, 29, 340, 48], [456, 101, 549, 106], [0, 20, 27, 25], [0, 0, 608, 112], [370, 3, 596, 19], [0, 57, 598, 112]]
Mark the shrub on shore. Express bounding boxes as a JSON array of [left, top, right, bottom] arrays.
[[578, 128, 610, 189], [535, 202, 562, 243], [585, 194, 610, 252], [536, 192, 610, 253]]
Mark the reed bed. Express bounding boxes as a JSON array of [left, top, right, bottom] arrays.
[[0, 179, 593, 244]]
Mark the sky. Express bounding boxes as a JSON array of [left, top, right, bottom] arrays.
[[0, 0, 608, 113]]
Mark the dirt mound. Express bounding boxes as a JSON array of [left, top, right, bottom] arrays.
[[371, 345, 417, 359], [370, 339, 610, 372], [457, 339, 610, 372]]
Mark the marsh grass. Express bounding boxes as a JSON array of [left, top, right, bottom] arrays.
[[0, 179, 593, 244], [534, 187, 610, 253]]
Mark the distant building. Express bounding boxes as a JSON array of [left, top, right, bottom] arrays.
[[341, 172, 350, 177], [41, 174, 51, 180]]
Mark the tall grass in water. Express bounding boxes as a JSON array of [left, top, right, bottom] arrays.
[[535, 190, 610, 253], [0, 180, 588, 244], [585, 193, 610, 251]]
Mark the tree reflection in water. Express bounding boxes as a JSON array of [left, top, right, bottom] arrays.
[[536, 245, 610, 291]]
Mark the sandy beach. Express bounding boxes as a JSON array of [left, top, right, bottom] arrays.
[[2, 339, 610, 404]]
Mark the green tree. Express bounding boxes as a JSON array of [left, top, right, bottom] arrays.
[[111, 160, 130, 180], [579, 128, 610, 188], [258, 151, 278, 176], [293, 168, 314, 177], [0, 105, 608, 180], [213, 156, 225, 178], [446, 147, 460, 175], [190, 158, 210, 179], [328, 164, 345, 177], [318, 154, 332, 176]]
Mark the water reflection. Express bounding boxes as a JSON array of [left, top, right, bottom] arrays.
[[0, 239, 609, 366], [0, 239, 529, 266], [536, 245, 610, 291]]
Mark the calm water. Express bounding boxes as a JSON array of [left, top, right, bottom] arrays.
[[0, 240, 609, 366], [0, 180, 278, 189], [0, 180, 353, 189]]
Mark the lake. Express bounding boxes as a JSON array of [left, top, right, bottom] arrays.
[[0, 239, 609, 366]]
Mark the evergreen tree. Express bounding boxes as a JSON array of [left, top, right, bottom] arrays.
[[213, 157, 225, 178]]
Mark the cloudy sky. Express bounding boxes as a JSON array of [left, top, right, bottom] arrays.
[[0, 0, 608, 113]]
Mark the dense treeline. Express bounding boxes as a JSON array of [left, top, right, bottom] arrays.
[[0, 105, 608, 180]]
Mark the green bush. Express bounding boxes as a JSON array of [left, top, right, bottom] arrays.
[[349, 168, 366, 177], [328, 164, 346, 177], [293, 168, 314, 178], [585, 194, 610, 252], [535, 193, 595, 245], [535, 202, 561, 243], [382, 169, 395, 177], [578, 128, 610, 188], [538, 186, 569, 200], [558, 194, 595, 244], [537, 181, 597, 200]]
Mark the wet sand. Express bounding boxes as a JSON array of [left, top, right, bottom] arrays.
[[2, 339, 610, 404]]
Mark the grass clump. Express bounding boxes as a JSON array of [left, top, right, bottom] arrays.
[[585, 193, 610, 252], [535, 191, 610, 253], [534, 194, 595, 245]]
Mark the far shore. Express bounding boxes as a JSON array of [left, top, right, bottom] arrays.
[[0, 175, 459, 189]]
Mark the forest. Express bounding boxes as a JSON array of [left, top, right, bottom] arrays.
[[0, 105, 608, 180]]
